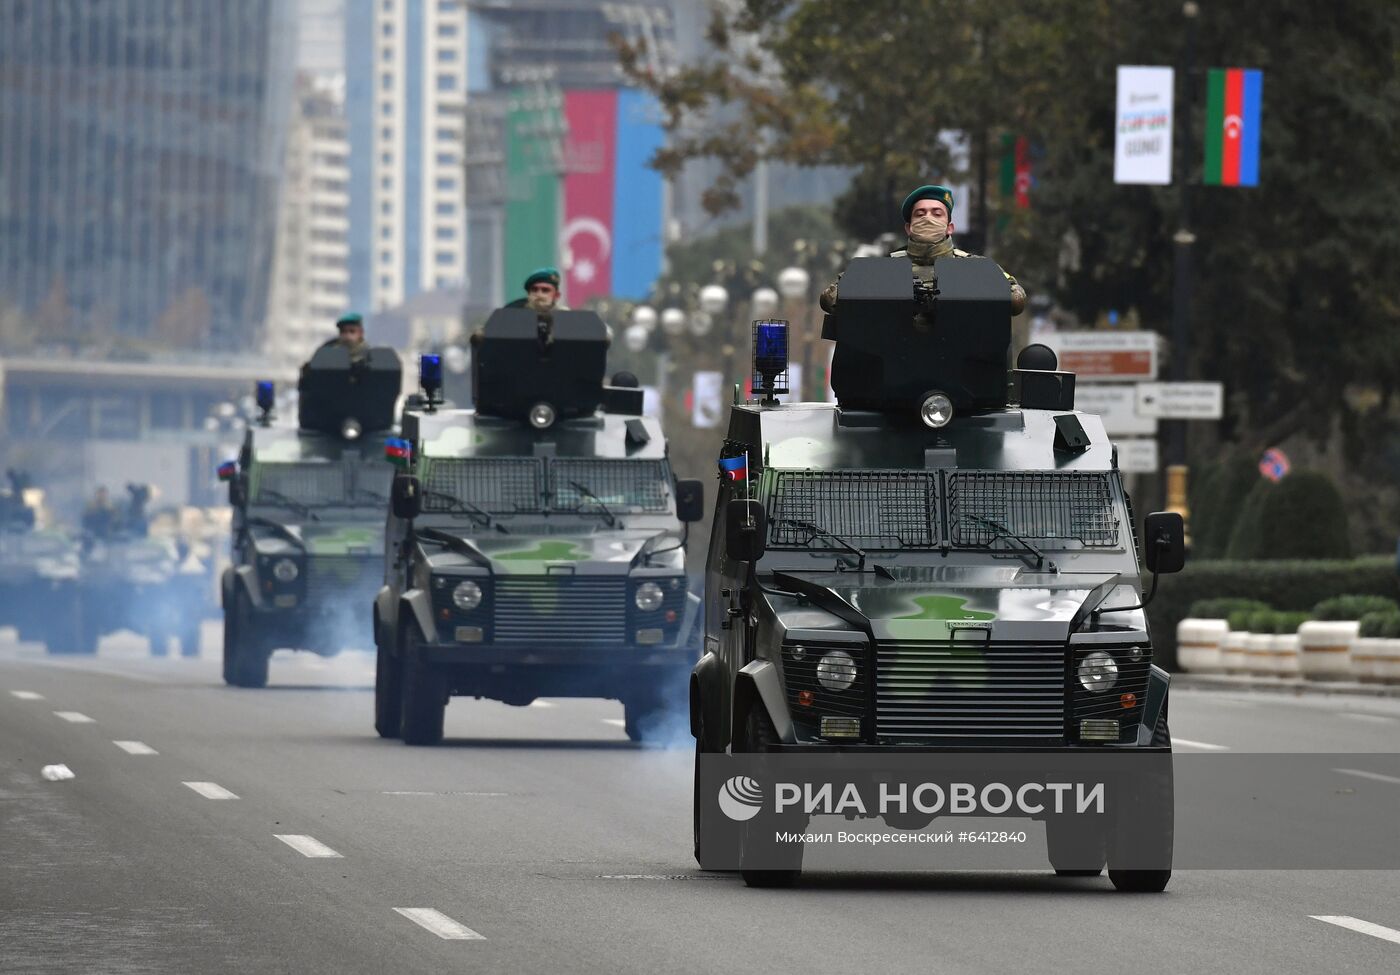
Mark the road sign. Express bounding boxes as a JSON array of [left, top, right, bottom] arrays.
[[1115, 438, 1160, 474], [1135, 381, 1224, 419], [1048, 331, 1159, 381], [1259, 447, 1290, 482], [1074, 384, 1158, 436]]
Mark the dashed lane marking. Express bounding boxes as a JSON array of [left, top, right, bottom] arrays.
[[40, 764, 75, 781], [183, 781, 239, 800], [380, 791, 509, 797], [113, 740, 158, 755], [1341, 712, 1396, 724], [393, 908, 485, 941], [274, 834, 343, 858], [53, 711, 95, 724], [1310, 915, 1400, 946], [10, 690, 43, 700], [1170, 737, 1229, 751], [1334, 768, 1400, 786]]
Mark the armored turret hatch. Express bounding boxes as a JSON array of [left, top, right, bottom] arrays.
[[822, 255, 1012, 416], [297, 345, 402, 438], [472, 307, 641, 425]]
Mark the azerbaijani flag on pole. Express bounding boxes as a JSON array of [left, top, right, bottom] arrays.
[[1204, 68, 1263, 186]]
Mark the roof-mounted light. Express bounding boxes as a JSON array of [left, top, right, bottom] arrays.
[[528, 402, 556, 430], [341, 417, 362, 441], [419, 353, 442, 410], [919, 391, 954, 428], [255, 380, 275, 423], [752, 319, 789, 404]]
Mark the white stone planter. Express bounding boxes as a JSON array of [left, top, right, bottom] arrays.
[[1176, 618, 1227, 673], [1376, 638, 1400, 684], [1244, 632, 1275, 675], [1297, 620, 1358, 681], [1270, 632, 1301, 677], [1351, 636, 1386, 683], [1222, 630, 1252, 674]]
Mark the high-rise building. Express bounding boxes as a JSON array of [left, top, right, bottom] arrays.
[[265, 72, 352, 367], [0, 2, 296, 351], [345, 0, 469, 313]]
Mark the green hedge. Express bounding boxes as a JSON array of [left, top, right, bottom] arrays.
[[1146, 555, 1399, 669], [1188, 597, 1271, 619], [1312, 594, 1399, 620], [1358, 610, 1400, 639]]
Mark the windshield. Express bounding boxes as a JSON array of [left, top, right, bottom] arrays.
[[765, 469, 1122, 553], [420, 457, 673, 516], [251, 460, 391, 510]]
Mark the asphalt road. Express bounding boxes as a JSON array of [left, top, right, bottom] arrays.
[[4, 626, 1400, 974]]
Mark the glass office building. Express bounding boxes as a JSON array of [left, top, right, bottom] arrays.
[[0, 1, 295, 351]]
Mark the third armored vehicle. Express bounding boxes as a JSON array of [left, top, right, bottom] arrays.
[[0, 472, 80, 652], [220, 346, 402, 687], [375, 308, 704, 745], [691, 255, 1185, 889]]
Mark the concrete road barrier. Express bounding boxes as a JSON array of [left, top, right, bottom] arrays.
[[1270, 632, 1301, 677], [1176, 618, 1227, 673], [1222, 629, 1252, 675], [1298, 620, 1357, 681]]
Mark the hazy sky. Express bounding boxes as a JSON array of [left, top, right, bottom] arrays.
[[299, 0, 344, 73]]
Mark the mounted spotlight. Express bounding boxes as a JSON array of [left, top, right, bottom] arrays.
[[341, 417, 363, 441], [419, 353, 443, 410], [255, 381, 275, 423], [528, 402, 557, 430], [919, 390, 954, 429]]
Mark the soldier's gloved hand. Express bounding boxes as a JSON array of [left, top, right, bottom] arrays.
[[1010, 283, 1027, 316], [819, 281, 839, 312]]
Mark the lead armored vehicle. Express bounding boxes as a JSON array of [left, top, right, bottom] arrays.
[[376, 308, 704, 745], [220, 346, 401, 687], [0, 472, 81, 651], [692, 255, 1185, 889]]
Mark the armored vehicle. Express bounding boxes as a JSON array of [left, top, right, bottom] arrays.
[[376, 308, 705, 745], [692, 255, 1185, 889], [0, 472, 81, 651], [76, 484, 204, 656], [220, 346, 402, 687]]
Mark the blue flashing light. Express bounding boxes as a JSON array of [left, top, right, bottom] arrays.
[[754, 321, 788, 380], [255, 380, 275, 412], [419, 354, 443, 398]]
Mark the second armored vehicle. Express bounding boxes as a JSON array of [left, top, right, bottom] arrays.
[[0, 472, 81, 652]]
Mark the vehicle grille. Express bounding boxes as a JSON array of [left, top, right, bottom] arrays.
[[876, 642, 1067, 741], [305, 555, 382, 612], [492, 576, 627, 645]]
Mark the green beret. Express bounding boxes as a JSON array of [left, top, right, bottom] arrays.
[[335, 312, 363, 330], [524, 266, 561, 290], [901, 184, 955, 222]]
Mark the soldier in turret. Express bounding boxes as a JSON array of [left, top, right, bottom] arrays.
[[320, 312, 369, 363], [505, 267, 568, 313]]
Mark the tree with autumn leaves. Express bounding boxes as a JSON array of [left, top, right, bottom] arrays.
[[619, 0, 1400, 550]]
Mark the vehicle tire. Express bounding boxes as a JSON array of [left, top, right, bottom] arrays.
[[1047, 815, 1107, 877], [398, 626, 446, 746], [44, 595, 87, 655], [623, 696, 664, 744], [374, 643, 404, 739], [179, 622, 201, 658], [226, 590, 269, 689], [1108, 716, 1173, 893], [736, 704, 803, 889], [693, 708, 741, 872], [221, 600, 239, 684]]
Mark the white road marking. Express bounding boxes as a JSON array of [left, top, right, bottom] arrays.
[[1310, 915, 1400, 946], [529, 700, 556, 708], [113, 740, 158, 755], [183, 781, 238, 800], [1171, 737, 1229, 751], [1341, 712, 1396, 724], [40, 764, 75, 781], [274, 834, 343, 858], [1334, 768, 1400, 786], [393, 908, 485, 941], [10, 690, 43, 700], [53, 711, 95, 724], [601, 718, 627, 728], [381, 791, 509, 797]]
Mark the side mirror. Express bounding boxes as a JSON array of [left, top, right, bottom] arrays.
[[1144, 512, 1186, 575], [676, 478, 705, 523], [228, 478, 246, 508], [725, 499, 767, 563], [391, 474, 423, 521]]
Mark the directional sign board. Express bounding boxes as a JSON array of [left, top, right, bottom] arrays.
[[1135, 381, 1224, 419], [1074, 384, 1158, 436], [1048, 331, 1159, 381], [1115, 438, 1160, 473]]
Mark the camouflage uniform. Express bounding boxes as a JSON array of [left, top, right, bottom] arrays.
[[820, 236, 1027, 315]]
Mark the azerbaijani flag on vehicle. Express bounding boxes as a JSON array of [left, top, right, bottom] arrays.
[[384, 437, 412, 468], [719, 455, 749, 483], [216, 460, 237, 482], [1203, 68, 1263, 186]]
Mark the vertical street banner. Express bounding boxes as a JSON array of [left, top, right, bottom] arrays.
[[1000, 134, 1033, 209], [504, 91, 561, 298], [1113, 66, 1174, 185], [612, 89, 664, 300], [562, 91, 617, 304], [692, 371, 724, 429], [1204, 68, 1263, 186]]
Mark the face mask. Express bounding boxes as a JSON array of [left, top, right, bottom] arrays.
[[908, 212, 948, 243], [527, 291, 555, 311]]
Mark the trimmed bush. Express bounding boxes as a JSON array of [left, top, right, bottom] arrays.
[[1227, 609, 1258, 631], [1244, 609, 1276, 633], [1253, 472, 1351, 560], [1313, 594, 1400, 621], [1274, 611, 1311, 634], [1145, 555, 1399, 669], [1189, 597, 1271, 620], [1225, 478, 1275, 560], [1357, 610, 1400, 639], [1192, 456, 1261, 559]]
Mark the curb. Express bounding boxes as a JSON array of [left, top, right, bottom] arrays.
[[1172, 673, 1400, 699]]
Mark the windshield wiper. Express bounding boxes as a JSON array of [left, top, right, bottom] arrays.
[[245, 515, 305, 549], [772, 517, 867, 572], [567, 480, 619, 528], [255, 488, 321, 521], [415, 526, 492, 566], [963, 515, 1057, 573], [420, 488, 509, 533], [350, 486, 390, 506]]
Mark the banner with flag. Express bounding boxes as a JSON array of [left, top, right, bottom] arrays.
[[999, 134, 1033, 209], [1204, 68, 1263, 186]]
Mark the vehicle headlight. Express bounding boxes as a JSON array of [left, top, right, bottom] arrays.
[[1077, 651, 1119, 692], [634, 581, 663, 612], [919, 390, 954, 429], [816, 649, 858, 691], [452, 579, 483, 611], [272, 558, 299, 582]]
